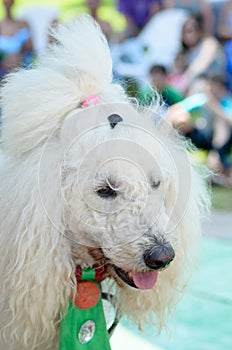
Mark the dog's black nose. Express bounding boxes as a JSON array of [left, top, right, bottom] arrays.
[[144, 244, 175, 270]]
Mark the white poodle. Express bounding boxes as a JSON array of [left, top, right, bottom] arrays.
[[0, 16, 210, 350]]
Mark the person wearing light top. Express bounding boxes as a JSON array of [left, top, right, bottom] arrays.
[[0, 0, 33, 80], [174, 12, 226, 92]]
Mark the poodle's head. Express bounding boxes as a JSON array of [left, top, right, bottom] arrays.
[[50, 102, 193, 292]]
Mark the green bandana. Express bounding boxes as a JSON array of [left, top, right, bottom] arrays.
[[59, 268, 112, 350]]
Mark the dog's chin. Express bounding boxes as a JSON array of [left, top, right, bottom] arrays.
[[113, 266, 159, 290]]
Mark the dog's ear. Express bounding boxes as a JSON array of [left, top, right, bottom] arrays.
[[0, 148, 74, 347]]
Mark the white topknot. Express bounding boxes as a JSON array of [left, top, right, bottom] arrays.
[[45, 15, 113, 87], [0, 15, 126, 155]]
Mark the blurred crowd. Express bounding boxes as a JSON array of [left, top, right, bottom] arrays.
[[1, 0, 232, 186]]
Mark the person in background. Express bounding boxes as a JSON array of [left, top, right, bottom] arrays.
[[86, 0, 113, 41], [166, 74, 232, 186], [218, 0, 232, 42], [167, 52, 188, 94], [217, 0, 232, 91], [205, 74, 232, 174], [0, 0, 33, 80], [174, 13, 225, 93], [138, 64, 184, 107], [163, 0, 215, 34], [117, 0, 163, 41]]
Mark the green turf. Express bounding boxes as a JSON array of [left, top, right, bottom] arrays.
[[212, 186, 232, 211]]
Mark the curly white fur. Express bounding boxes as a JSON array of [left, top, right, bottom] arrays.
[[0, 15, 210, 350]]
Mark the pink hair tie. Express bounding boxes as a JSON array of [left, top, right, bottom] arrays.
[[81, 94, 100, 108]]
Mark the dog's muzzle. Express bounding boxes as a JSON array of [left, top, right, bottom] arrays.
[[112, 243, 175, 291], [143, 243, 175, 270]]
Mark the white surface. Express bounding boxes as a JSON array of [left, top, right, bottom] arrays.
[[111, 324, 164, 350], [18, 6, 59, 56]]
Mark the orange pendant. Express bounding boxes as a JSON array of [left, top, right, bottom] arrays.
[[74, 281, 101, 310]]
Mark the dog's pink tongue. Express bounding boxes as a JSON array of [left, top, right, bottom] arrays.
[[131, 270, 158, 290]]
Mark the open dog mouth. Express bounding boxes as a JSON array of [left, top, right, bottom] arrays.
[[87, 246, 173, 290], [114, 266, 159, 290]]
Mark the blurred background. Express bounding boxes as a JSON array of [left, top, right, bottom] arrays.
[[0, 1, 232, 349]]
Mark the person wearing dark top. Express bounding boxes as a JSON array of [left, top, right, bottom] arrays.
[[138, 64, 184, 106]]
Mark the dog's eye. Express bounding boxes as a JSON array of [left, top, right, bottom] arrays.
[[151, 180, 160, 190], [97, 186, 117, 199]]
